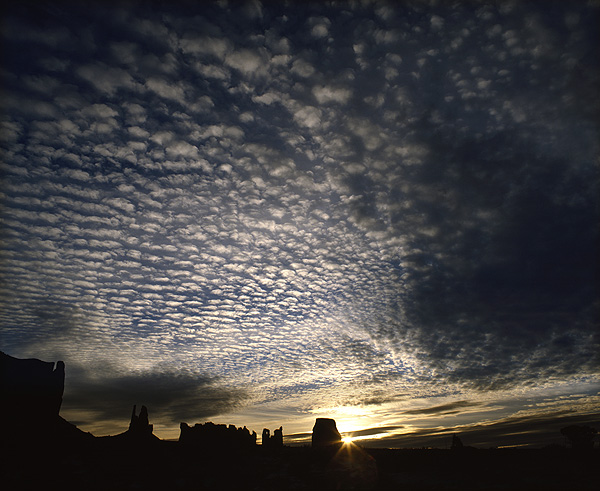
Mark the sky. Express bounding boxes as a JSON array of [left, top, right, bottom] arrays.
[[1, 0, 598, 448]]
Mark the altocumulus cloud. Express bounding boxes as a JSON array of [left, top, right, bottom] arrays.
[[0, 0, 598, 438]]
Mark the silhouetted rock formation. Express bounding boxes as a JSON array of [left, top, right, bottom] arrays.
[[273, 426, 283, 447], [100, 404, 159, 443], [126, 404, 157, 440], [179, 421, 257, 449], [0, 351, 91, 444], [561, 425, 598, 451], [262, 426, 284, 448], [1, 351, 64, 419], [312, 418, 341, 447], [451, 434, 464, 450]]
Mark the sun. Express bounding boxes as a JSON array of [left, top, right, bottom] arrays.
[[342, 436, 354, 444]]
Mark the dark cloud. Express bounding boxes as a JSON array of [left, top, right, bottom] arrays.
[[285, 410, 600, 448], [64, 366, 248, 427], [401, 400, 479, 416], [341, 4, 600, 390], [355, 392, 407, 407], [370, 410, 600, 449], [348, 425, 404, 438], [380, 124, 600, 388], [283, 431, 312, 444]]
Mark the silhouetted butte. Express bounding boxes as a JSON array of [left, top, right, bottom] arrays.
[[312, 418, 342, 447], [0, 351, 91, 444]]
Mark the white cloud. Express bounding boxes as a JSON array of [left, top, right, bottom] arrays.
[[76, 63, 136, 96], [373, 29, 399, 44], [252, 92, 281, 105], [292, 106, 322, 128], [145, 77, 187, 102], [194, 62, 230, 80], [150, 131, 175, 145], [239, 112, 254, 123], [128, 126, 150, 139], [291, 59, 316, 77], [430, 15, 444, 31], [165, 141, 199, 159], [224, 49, 265, 75], [308, 16, 331, 39], [311, 24, 329, 38], [312, 85, 352, 104], [180, 36, 230, 59]]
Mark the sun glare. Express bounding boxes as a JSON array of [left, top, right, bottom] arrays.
[[342, 436, 354, 444]]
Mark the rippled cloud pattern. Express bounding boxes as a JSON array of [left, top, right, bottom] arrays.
[[1, 1, 598, 439]]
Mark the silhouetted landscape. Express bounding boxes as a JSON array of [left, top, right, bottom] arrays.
[[2, 352, 598, 490]]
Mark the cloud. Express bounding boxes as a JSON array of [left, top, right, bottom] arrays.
[[365, 124, 600, 389], [308, 16, 331, 39], [225, 48, 267, 76], [291, 59, 316, 78], [1, 0, 598, 440], [63, 367, 248, 429], [312, 85, 353, 105], [76, 63, 136, 96], [401, 401, 480, 416], [373, 410, 600, 449], [348, 426, 404, 438], [430, 15, 444, 31], [145, 77, 187, 103]]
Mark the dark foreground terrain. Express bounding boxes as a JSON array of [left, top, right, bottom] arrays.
[[3, 440, 598, 490]]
